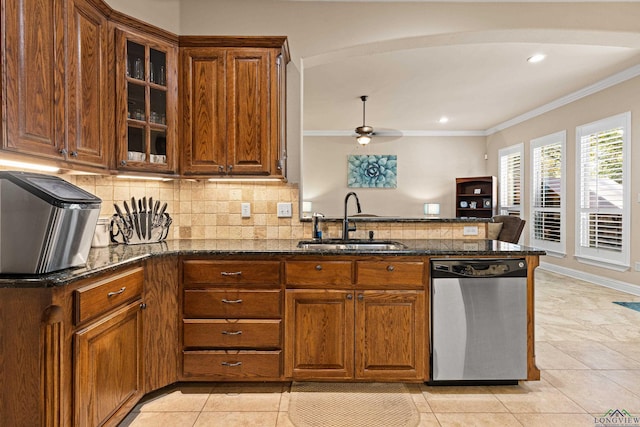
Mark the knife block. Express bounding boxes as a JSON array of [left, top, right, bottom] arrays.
[[109, 212, 172, 245]]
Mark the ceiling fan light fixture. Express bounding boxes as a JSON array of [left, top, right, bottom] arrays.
[[355, 95, 373, 145]]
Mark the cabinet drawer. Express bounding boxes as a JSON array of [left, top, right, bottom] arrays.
[[355, 261, 424, 288], [183, 289, 281, 318], [74, 267, 144, 324], [183, 260, 280, 287], [285, 261, 352, 287], [183, 319, 281, 349], [183, 350, 281, 379]]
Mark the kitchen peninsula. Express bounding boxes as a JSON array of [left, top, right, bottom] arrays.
[[0, 238, 544, 427]]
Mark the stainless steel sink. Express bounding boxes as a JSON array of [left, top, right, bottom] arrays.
[[297, 239, 407, 251]]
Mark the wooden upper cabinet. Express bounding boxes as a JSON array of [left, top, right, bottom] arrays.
[[115, 28, 178, 173], [66, 0, 109, 168], [1, 0, 109, 169], [1, 0, 65, 159], [180, 37, 289, 177]]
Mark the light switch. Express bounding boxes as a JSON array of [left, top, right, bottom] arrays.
[[241, 203, 251, 218]]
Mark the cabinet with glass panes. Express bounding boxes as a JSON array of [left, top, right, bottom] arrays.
[[116, 29, 177, 173]]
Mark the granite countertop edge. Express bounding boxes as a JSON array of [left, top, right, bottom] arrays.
[[0, 238, 545, 288]]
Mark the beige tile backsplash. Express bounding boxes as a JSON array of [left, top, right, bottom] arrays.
[[62, 175, 485, 241]]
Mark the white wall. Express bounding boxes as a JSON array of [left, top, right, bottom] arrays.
[[303, 135, 486, 218], [104, 0, 181, 34]]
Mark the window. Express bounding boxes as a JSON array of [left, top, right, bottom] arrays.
[[498, 143, 524, 217], [530, 131, 565, 255], [575, 112, 630, 271]]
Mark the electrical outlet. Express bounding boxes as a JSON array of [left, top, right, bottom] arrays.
[[277, 202, 292, 218], [241, 203, 251, 218], [635, 262, 640, 272], [463, 226, 479, 236]]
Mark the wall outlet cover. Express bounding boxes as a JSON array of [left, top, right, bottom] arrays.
[[463, 226, 479, 236], [277, 202, 292, 217]]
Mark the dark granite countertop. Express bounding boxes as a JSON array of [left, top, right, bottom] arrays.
[[0, 239, 545, 288]]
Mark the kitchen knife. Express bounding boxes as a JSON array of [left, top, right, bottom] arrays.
[[131, 197, 141, 240], [123, 200, 134, 231], [147, 197, 153, 239], [157, 202, 167, 226], [140, 198, 146, 239], [152, 200, 160, 226]]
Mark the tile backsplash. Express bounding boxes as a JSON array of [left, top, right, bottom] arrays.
[[58, 174, 486, 241]]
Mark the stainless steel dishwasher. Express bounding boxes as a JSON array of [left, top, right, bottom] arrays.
[[430, 259, 528, 384]]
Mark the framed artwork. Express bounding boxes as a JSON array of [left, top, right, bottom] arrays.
[[348, 155, 397, 188]]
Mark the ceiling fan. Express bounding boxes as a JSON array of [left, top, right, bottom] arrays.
[[355, 95, 374, 145]]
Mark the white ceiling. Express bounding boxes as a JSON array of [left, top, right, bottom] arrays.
[[304, 42, 640, 133]]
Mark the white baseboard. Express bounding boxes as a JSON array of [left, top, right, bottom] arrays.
[[539, 261, 640, 297]]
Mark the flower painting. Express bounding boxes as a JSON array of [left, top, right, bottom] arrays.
[[348, 155, 397, 188]]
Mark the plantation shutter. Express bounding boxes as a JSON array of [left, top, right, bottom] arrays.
[[531, 132, 564, 254], [499, 144, 523, 216], [575, 112, 630, 270]]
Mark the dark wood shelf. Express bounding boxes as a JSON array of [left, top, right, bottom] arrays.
[[455, 176, 497, 219]]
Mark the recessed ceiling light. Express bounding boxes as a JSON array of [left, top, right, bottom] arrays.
[[527, 54, 546, 64], [439, 116, 449, 124]]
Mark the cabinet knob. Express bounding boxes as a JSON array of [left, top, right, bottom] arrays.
[[59, 148, 67, 156], [346, 294, 353, 300], [139, 302, 147, 310], [121, 160, 127, 166], [70, 151, 78, 157], [218, 165, 224, 172], [357, 294, 364, 301], [387, 265, 395, 272], [315, 264, 322, 271], [227, 165, 233, 172]]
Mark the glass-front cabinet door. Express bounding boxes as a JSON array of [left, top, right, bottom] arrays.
[[116, 30, 177, 173]]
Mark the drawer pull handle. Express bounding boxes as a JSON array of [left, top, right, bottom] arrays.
[[387, 265, 395, 272], [221, 271, 242, 276], [222, 330, 243, 335], [221, 361, 242, 367], [107, 287, 126, 297], [315, 265, 322, 271], [221, 298, 243, 304]]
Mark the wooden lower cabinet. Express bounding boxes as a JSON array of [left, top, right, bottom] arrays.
[[74, 300, 144, 426], [285, 289, 426, 381]]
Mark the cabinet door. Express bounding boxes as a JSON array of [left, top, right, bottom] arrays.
[[2, 0, 65, 159], [226, 48, 273, 175], [180, 47, 227, 175], [285, 290, 354, 380], [355, 291, 426, 380], [116, 30, 178, 173], [74, 300, 143, 427], [66, 0, 109, 168]]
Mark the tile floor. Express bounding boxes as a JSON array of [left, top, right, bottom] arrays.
[[119, 269, 640, 426]]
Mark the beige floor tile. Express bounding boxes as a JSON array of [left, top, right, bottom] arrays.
[[422, 385, 509, 413], [610, 342, 640, 363], [599, 369, 640, 395], [136, 385, 213, 412], [543, 369, 640, 413], [194, 411, 278, 427], [416, 412, 441, 426], [513, 413, 597, 427], [119, 411, 200, 427], [275, 412, 295, 427], [202, 386, 282, 412], [550, 341, 640, 369], [534, 342, 589, 370], [491, 378, 585, 413], [434, 412, 522, 426], [407, 384, 432, 413]]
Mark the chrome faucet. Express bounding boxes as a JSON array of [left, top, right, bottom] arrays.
[[342, 192, 362, 240]]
